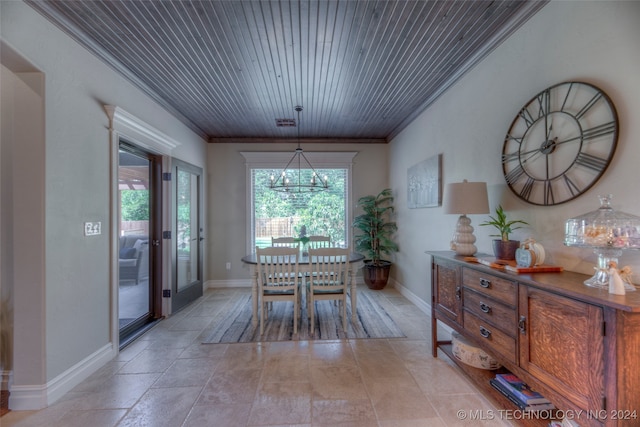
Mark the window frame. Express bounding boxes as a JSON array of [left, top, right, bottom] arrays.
[[241, 151, 358, 254]]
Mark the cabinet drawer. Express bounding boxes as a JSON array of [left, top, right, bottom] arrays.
[[462, 268, 517, 307], [463, 288, 517, 336], [464, 311, 516, 364]]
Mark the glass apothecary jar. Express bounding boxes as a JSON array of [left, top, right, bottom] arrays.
[[565, 195, 640, 289]]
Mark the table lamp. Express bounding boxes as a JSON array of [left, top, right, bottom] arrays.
[[444, 180, 490, 256]]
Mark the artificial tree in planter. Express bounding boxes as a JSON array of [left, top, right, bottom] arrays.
[[479, 205, 528, 260], [353, 188, 399, 289]]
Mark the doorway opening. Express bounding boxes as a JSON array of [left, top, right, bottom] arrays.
[[118, 143, 162, 347]]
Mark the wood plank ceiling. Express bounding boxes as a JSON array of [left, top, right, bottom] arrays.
[[26, 0, 547, 143]]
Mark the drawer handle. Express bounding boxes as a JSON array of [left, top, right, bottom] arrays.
[[479, 302, 491, 313], [479, 278, 491, 288], [455, 286, 461, 300], [479, 326, 492, 338], [519, 315, 527, 334]]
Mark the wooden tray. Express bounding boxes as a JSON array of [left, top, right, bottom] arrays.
[[463, 256, 563, 273]]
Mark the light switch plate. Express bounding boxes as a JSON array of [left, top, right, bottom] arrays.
[[84, 222, 101, 236]]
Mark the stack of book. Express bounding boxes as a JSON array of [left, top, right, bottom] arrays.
[[549, 418, 580, 427], [490, 373, 555, 411]]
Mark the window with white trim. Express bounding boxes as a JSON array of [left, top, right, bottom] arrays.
[[241, 152, 356, 252]]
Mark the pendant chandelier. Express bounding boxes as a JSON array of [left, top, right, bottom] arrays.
[[269, 106, 329, 193]]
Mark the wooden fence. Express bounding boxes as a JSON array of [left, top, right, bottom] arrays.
[[121, 220, 149, 236], [255, 216, 301, 238]]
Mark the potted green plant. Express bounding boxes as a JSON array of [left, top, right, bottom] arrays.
[[353, 188, 399, 289], [294, 225, 310, 256], [479, 205, 528, 260]]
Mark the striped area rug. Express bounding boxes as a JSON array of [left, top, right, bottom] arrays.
[[201, 286, 405, 343]]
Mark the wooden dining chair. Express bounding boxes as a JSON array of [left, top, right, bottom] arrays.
[[306, 247, 350, 333], [307, 235, 331, 249], [271, 236, 304, 283], [271, 236, 298, 248], [255, 246, 301, 335]]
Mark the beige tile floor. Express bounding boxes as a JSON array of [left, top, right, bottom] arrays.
[[2, 286, 516, 427]]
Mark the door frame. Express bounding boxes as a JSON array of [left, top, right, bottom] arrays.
[[117, 142, 164, 343], [106, 105, 181, 350], [170, 158, 204, 312]]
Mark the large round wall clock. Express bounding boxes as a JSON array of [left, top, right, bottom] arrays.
[[502, 81, 618, 206]]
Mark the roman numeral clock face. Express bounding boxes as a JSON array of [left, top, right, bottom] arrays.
[[502, 81, 618, 206]]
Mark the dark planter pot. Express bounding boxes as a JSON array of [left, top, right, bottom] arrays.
[[0, 389, 8, 416], [492, 240, 520, 260], [0, 371, 9, 417], [362, 261, 392, 290]]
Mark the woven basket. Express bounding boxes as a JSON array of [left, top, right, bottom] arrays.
[[451, 331, 501, 370]]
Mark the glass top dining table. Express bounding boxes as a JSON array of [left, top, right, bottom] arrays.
[[241, 252, 365, 326]]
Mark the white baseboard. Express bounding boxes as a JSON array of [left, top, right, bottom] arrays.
[[205, 279, 252, 288], [390, 279, 455, 338], [10, 343, 116, 410], [389, 278, 431, 315]]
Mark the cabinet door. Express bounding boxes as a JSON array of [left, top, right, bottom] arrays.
[[433, 259, 462, 327], [519, 285, 604, 411]]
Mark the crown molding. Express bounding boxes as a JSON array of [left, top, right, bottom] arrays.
[[104, 105, 181, 155]]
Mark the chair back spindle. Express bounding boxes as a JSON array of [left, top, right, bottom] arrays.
[[256, 246, 301, 335], [307, 235, 331, 249], [271, 236, 298, 248], [307, 247, 350, 333]]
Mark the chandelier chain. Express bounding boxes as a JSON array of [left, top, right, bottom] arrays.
[[269, 106, 329, 193]]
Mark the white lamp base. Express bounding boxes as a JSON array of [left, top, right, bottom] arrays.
[[450, 214, 477, 256]]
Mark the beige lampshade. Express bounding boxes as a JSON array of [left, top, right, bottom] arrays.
[[444, 180, 490, 215]]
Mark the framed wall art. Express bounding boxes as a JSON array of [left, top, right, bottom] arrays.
[[408, 154, 442, 209]]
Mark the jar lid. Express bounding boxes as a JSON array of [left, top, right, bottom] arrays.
[[565, 195, 640, 249]]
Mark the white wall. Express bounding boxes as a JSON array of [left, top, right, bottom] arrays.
[[1, 1, 207, 408], [206, 142, 388, 282], [389, 1, 640, 302], [1, 63, 46, 389]]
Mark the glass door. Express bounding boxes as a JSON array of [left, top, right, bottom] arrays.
[[118, 144, 162, 344], [172, 159, 203, 312]]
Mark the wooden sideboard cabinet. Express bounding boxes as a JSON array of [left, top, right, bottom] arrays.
[[429, 251, 640, 427], [432, 257, 462, 328], [519, 285, 604, 416]]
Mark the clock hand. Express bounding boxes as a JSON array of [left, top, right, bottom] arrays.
[[520, 136, 577, 158], [521, 149, 543, 165], [545, 150, 550, 180], [554, 134, 582, 145], [506, 134, 570, 163], [503, 144, 550, 165], [544, 105, 553, 139], [516, 146, 548, 158]]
